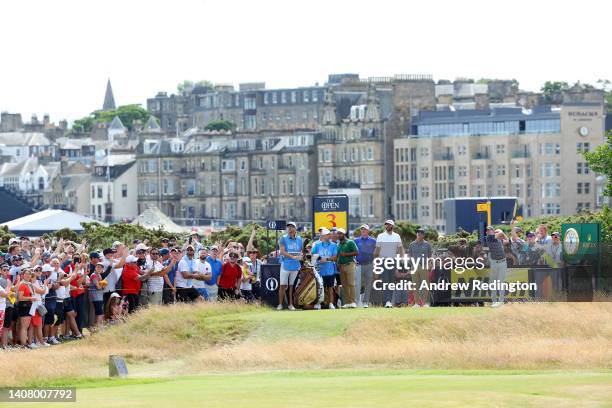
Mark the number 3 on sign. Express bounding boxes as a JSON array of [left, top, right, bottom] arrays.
[[326, 213, 336, 227], [314, 211, 347, 232]]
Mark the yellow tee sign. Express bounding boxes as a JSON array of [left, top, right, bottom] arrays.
[[314, 211, 347, 233], [476, 201, 492, 226]]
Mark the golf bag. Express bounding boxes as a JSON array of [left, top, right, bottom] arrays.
[[293, 264, 323, 309]]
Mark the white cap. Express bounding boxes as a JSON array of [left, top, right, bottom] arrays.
[[336, 228, 346, 234], [384, 219, 395, 226], [110, 292, 121, 299], [319, 227, 331, 235], [42, 264, 53, 272], [112, 241, 123, 248], [135, 243, 149, 252], [287, 221, 297, 228], [360, 224, 370, 230], [126, 255, 138, 263]]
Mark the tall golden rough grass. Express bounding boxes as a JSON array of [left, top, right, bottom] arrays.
[[188, 303, 612, 372], [2, 302, 611, 387]]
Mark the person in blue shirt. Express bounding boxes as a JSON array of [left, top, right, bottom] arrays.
[[311, 227, 338, 309], [354, 224, 377, 308], [205, 246, 223, 301], [278, 222, 303, 311]]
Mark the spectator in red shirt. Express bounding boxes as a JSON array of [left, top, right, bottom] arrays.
[[121, 255, 142, 313], [66, 255, 88, 335], [218, 252, 242, 301]]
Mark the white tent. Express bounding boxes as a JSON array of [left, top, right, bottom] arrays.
[[131, 206, 188, 234], [1, 209, 102, 236]]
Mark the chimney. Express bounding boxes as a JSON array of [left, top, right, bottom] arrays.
[[43, 114, 50, 127]]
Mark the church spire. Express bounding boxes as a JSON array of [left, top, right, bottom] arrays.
[[103, 79, 116, 111]]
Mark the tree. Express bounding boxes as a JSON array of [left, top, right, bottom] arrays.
[[204, 119, 236, 132], [584, 130, 612, 197], [177, 80, 194, 94], [177, 79, 213, 94], [71, 104, 151, 133], [597, 79, 612, 112], [94, 104, 150, 131], [541, 81, 569, 102], [72, 116, 95, 133]]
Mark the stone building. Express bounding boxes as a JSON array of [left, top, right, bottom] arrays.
[[316, 84, 390, 225], [136, 129, 317, 223], [393, 102, 606, 232]]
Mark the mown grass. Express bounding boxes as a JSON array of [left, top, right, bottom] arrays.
[[1, 302, 611, 387], [6, 370, 612, 408]]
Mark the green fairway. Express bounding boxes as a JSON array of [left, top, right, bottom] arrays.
[[3, 370, 611, 408]]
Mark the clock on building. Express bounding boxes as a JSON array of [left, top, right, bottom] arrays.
[[579, 126, 589, 137]]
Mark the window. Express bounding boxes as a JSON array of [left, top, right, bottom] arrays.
[[585, 182, 590, 194], [495, 144, 505, 154], [163, 159, 173, 172], [421, 205, 430, 217], [97, 186, 103, 198], [458, 166, 467, 177], [221, 160, 235, 172], [281, 92, 287, 103], [420, 147, 429, 157], [421, 186, 429, 198], [496, 184, 506, 195], [576, 142, 590, 153], [577, 162, 590, 175], [186, 180, 196, 196], [458, 185, 467, 196], [312, 90, 318, 102], [540, 143, 561, 155], [542, 203, 561, 215], [542, 183, 561, 197], [303, 90, 309, 103], [366, 147, 374, 160], [245, 96, 256, 109], [496, 165, 506, 176], [420, 167, 429, 178], [91, 186, 95, 198], [540, 163, 561, 177], [291, 91, 297, 103], [457, 145, 467, 156], [264, 93, 270, 105], [245, 115, 256, 129], [121, 184, 127, 198]]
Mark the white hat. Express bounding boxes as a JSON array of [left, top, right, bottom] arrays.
[[336, 228, 346, 234], [42, 264, 53, 272], [110, 292, 121, 299], [112, 241, 123, 248], [360, 224, 370, 230], [135, 243, 149, 252], [384, 219, 395, 226], [287, 221, 297, 228], [126, 255, 138, 263], [319, 227, 331, 235]]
